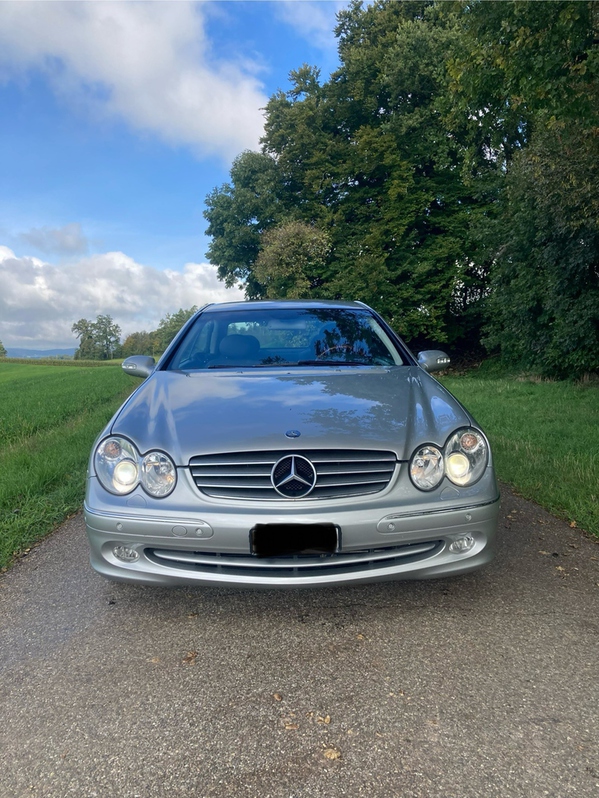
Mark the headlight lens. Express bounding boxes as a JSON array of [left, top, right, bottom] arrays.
[[409, 428, 489, 491], [409, 445, 444, 490], [94, 438, 177, 497], [95, 437, 140, 495], [141, 451, 177, 497], [445, 428, 488, 486]]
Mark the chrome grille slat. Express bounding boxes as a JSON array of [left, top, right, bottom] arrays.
[[315, 474, 393, 486], [189, 449, 397, 500], [147, 541, 441, 573], [315, 464, 394, 474]]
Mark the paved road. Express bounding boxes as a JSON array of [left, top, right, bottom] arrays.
[[1, 485, 598, 798]]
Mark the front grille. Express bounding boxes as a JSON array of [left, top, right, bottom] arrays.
[[188, 449, 397, 500], [146, 541, 443, 579]]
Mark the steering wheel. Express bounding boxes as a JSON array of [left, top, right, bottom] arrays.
[[316, 344, 354, 360]]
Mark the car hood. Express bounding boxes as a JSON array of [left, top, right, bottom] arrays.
[[111, 367, 472, 464]]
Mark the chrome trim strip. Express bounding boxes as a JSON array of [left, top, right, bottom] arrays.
[[84, 495, 499, 525], [148, 541, 440, 570], [382, 495, 500, 520]]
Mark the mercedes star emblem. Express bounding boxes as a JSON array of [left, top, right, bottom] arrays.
[[271, 455, 317, 499]]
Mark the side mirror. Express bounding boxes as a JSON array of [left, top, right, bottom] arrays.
[[122, 355, 155, 379], [417, 350, 450, 373]]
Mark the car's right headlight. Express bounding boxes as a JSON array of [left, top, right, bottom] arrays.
[[94, 437, 177, 497], [95, 437, 140, 495]]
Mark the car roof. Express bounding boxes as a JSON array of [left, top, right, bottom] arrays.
[[200, 299, 370, 313]]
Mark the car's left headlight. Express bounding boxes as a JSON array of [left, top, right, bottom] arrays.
[[94, 436, 177, 497], [409, 428, 489, 491], [140, 451, 177, 497], [444, 428, 488, 486]]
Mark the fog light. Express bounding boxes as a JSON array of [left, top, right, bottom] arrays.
[[448, 535, 475, 554], [113, 545, 139, 563]]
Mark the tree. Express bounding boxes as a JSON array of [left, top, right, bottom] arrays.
[[72, 319, 97, 360], [482, 122, 599, 377], [254, 221, 331, 298], [122, 331, 156, 358], [204, 152, 289, 298], [448, 0, 599, 375], [204, 0, 598, 371], [93, 315, 122, 360], [72, 315, 121, 360], [205, 1, 492, 345], [154, 307, 198, 353], [0, 340, 6, 358]]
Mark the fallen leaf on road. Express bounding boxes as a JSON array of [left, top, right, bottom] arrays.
[[317, 715, 331, 724], [273, 693, 283, 701], [569, 521, 577, 528], [323, 747, 341, 760], [182, 651, 198, 664], [285, 723, 299, 730]]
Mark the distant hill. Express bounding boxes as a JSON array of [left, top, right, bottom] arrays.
[[6, 347, 77, 359]]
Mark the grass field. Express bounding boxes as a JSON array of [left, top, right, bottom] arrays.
[[441, 372, 599, 540], [0, 359, 597, 573], [0, 362, 135, 570]]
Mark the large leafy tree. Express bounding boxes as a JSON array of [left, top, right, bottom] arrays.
[[204, 0, 598, 373], [0, 340, 7, 358], [205, 1, 492, 345], [72, 315, 121, 360], [204, 152, 289, 298], [448, 0, 599, 375]]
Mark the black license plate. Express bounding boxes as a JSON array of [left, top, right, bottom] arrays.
[[251, 523, 339, 558]]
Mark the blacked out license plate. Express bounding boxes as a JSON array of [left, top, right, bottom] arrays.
[[251, 523, 339, 557]]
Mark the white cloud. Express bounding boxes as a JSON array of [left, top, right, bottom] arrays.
[[0, 245, 244, 349], [19, 223, 89, 256], [0, 1, 267, 160], [275, 1, 345, 52]]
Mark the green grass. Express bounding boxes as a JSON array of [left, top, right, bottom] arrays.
[[440, 372, 599, 538], [0, 361, 135, 570], [2, 357, 124, 367]]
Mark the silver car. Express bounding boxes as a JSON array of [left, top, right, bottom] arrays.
[[84, 300, 499, 587]]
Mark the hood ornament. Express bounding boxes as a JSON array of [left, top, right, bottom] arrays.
[[285, 430, 301, 438]]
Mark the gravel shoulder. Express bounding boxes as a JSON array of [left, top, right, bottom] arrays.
[[1, 484, 598, 798]]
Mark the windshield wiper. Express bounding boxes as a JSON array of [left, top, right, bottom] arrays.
[[296, 360, 370, 367], [207, 363, 295, 369], [207, 360, 370, 369]]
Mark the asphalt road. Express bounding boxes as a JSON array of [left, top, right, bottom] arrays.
[[1, 485, 598, 798]]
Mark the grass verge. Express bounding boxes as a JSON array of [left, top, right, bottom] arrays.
[[440, 372, 599, 539], [0, 362, 135, 570]]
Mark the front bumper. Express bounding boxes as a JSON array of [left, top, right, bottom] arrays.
[[84, 470, 500, 587]]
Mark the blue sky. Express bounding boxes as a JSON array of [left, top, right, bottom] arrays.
[[0, 1, 345, 348]]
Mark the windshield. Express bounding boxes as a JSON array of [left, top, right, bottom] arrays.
[[166, 307, 406, 370]]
